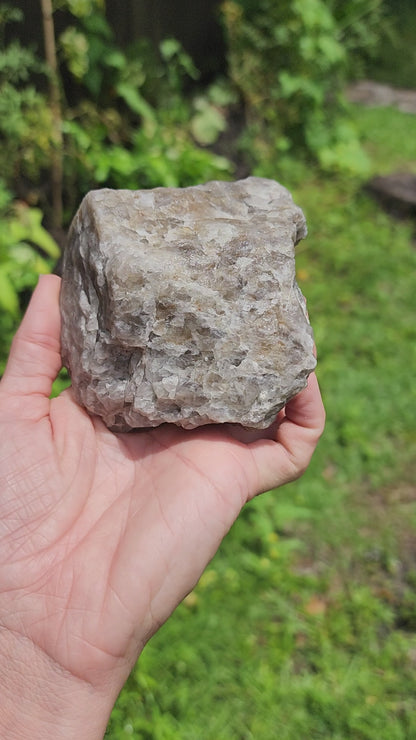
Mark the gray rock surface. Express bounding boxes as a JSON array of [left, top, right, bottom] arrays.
[[60, 177, 316, 431], [346, 80, 416, 114], [367, 173, 416, 218]]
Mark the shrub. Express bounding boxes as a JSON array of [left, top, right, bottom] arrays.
[[0, 6, 54, 194], [221, 0, 387, 174], [60, 25, 232, 204], [0, 180, 60, 371]]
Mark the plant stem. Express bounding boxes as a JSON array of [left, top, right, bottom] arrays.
[[40, 0, 64, 231]]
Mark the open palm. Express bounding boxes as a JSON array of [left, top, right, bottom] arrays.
[[0, 275, 324, 735]]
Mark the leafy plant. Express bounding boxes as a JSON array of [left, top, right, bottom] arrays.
[[221, 0, 387, 174], [190, 80, 237, 146], [0, 2, 233, 229], [363, 0, 416, 87], [0, 6, 53, 192], [58, 18, 233, 200], [0, 180, 60, 371]]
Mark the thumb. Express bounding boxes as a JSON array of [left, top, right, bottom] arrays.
[[0, 274, 62, 402]]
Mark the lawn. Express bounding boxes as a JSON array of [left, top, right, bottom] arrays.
[[105, 104, 416, 738]]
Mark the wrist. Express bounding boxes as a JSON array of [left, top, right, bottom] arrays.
[[0, 627, 113, 740]]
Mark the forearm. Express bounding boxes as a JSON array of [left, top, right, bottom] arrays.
[[0, 627, 113, 740]]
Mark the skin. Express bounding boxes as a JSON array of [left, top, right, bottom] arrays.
[[0, 274, 325, 738]]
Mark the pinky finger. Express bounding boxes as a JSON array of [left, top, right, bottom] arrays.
[[247, 373, 325, 495]]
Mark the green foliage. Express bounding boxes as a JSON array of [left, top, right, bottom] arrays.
[[0, 181, 60, 371], [221, 0, 387, 174], [59, 9, 131, 101], [364, 0, 416, 87], [0, 3, 232, 224], [0, 7, 53, 188], [57, 13, 232, 203], [59, 25, 89, 79], [0, 5, 60, 362], [329, 0, 389, 73], [0, 4, 20, 25], [54, 0, 104, 18], [64, 111, 230, 193], [0, 1, 233, 364], [159, 37, 200, 91], [190, 80, 236, 146]]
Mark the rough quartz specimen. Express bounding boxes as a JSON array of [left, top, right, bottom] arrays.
[[60, 177, 316, 431]]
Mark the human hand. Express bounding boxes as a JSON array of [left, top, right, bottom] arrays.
[[0, 275, 324, 738]]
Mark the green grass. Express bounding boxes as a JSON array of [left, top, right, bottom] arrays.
[[350, 105, 416, 175], [105, 105, 416, 738]]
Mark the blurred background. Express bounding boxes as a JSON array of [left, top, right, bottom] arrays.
[[1, 0, 416, 736]]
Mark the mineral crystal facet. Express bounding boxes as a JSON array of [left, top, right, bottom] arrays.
[[60, 177, 316, 431]]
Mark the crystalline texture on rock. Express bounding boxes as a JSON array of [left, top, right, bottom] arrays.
[[60, 177, 316, 431]]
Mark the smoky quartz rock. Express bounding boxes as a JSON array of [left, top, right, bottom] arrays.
[[60, 177, 316, 431]]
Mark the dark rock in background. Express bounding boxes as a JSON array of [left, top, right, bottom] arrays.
[[367, 173, 416, 219]]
